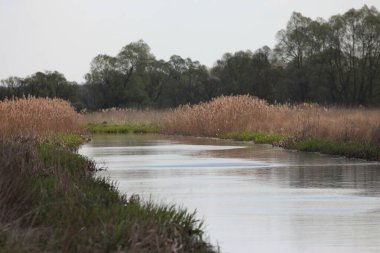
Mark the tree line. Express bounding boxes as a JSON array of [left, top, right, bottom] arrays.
[[1, 5, 380, 110]]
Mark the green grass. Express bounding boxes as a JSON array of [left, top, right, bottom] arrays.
[[289, 138, 380, 161], [50, 133, 87, 151], [86, 123, 159, 134], [0, 138, 216, 252], [221, 131, 288, 144], [220, 131, 380, 161]]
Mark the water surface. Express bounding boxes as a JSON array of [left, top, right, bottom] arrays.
[[79, 135, 380, 253]]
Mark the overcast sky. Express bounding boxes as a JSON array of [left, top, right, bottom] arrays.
[[1, 0, 380, 83]]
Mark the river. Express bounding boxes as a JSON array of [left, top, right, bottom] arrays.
[[79, 134, 380, 253]]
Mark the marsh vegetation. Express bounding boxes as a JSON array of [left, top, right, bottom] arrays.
[[0, 98, 216, 253], [84, 95, 380, 160]]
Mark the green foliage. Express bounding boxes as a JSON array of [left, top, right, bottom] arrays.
[[0, 71, 82, 110], [51, 133, 86, 151], [290, 138, 380, 161], [211, 47, 277, 101], [83, 43, 211, 109], [274, 5, 380, 105], [37, 143, 94, 176], [221, 131, 288, 144], [0, 232, 6, 248], [86, 123, 159, 134]]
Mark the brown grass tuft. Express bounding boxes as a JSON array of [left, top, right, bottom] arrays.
[[0, 97, 80, 141]]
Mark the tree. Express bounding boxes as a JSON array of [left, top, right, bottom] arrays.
[[275, 12, 313, 101], [211, 47, 276, 101], [165, 55, 209, 106], [85, 40, 155, 108]]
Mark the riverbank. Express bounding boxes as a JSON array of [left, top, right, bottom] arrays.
[[82, 96, 380, 161], [1, 135, 215, 252], [0, 98, 216, 253], [220, 131, 380, 161], [86, 123, 380, 161], [86, 122, 158, 134]]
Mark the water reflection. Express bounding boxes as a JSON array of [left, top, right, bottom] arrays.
[[79, 135, 380, 253]]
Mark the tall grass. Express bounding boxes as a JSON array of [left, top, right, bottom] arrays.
[[0, 97, 80, 140], [163, 95, 380, 145]]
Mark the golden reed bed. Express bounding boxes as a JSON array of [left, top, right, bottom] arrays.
[[16, 94, 375, 145], [163, 95, 380, 144], [80, 95, 380, 145], [0, 97, 79, 140]]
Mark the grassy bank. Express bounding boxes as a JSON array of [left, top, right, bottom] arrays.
[[220, 131, 380, 161], [86, 122, 159, 134], [0, 98, 216, 253], [287, 138, 380, 161], [84, 120, 380, 160], [0, 137, 215, 252], [80, 108, 169, 126]]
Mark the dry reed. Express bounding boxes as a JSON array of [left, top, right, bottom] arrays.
[[163, 95, 380, 144], [0, 97, 80, 140]]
